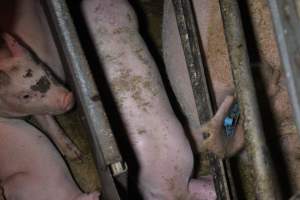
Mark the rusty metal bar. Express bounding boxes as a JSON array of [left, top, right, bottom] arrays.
[[219, 0, 281, 199], [42, 0, 125, 199], [267, 0, 300, 139], [171, 0, 236, 199]]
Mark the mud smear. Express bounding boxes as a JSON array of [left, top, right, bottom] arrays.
[[30, 76, 50, 93], [0, 70, 10, 88], [111, 68, 158, 112]]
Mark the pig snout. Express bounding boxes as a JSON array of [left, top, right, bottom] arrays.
[[49, 88, 75, 114], [60, 91, 74, 112]]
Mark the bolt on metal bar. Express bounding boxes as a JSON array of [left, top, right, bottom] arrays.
[[267, 0, 300, 139], [171, 0, 236, 199], [42, 0, 124, 199], [219, 0, 281, 199]]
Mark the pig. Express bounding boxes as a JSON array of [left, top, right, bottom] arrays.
[[81, 0, 241, 198], [0, 32, 81, 160], [0, 0, 81, 160], [162, 0, 245, 158], [0, 117, 100, 200], [164, 0, 300, 197], [0, 33, 73, 117]]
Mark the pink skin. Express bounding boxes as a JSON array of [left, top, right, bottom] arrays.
[[0, 33, 81, 160], [0, 0, 81, 160], [0, 2, 96, 199], [81, 0, 239, 198], [0, 117, 99, 200], [0, 33, 73, 117], [0, 0, 65, 81], [163, 0, 244, 157]]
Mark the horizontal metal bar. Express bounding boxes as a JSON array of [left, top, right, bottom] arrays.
[[42, 0, 123, 199], [219, 0, 281, 199], [267, 0, 300, 140], [171, 0, 235, 199]]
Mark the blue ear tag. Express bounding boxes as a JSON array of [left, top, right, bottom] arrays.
[[223, 102, 240, 137]]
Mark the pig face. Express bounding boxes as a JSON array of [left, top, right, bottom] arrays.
[[0, 33, 74, 117]]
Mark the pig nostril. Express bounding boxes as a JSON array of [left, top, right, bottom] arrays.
[[23, 95, 30, 99]]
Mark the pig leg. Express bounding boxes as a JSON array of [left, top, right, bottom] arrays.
[[34, 115, 82, 160], [75, 192, 101, 200], [190, 96, 244, 158], [188, 176, 217, 199]]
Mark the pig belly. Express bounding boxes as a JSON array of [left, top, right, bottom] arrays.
[[0, 117, 82, 200], [162, 0, 234, 133], [81, 0, 215, 199]]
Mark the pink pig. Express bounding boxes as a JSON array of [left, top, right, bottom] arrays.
[[0, 0, 82, 160], [0, 33, 81, 160], [0, 117, 100, 200], [0, 34, 100, 200], [81, 0, 242, 198], [0, 33, 73, 117]]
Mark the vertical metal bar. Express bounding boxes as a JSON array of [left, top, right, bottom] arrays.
[[171, 0, 234, 199], [42, 0, 123, 199], [219, 0, 281, 199], [267, 0, 300, 138]]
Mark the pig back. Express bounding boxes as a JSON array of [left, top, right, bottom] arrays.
[[0, 117, 81, 200]]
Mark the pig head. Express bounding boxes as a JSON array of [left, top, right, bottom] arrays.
[[0, 33, 74, 117]]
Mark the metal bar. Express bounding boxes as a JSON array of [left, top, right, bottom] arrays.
[[42, 0, 124, 199], [219, 0, 281, 199], [171, 0, 235, 199], [267, 0, 300, 139]]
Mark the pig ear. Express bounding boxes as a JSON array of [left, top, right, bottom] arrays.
[[2, 33, 26, 57]]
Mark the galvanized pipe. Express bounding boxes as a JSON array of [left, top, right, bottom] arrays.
[[42, 0, 124, 199], [219, 0, 281, 199], [171, 0, 235, 199]]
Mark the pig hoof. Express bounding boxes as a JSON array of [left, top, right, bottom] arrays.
[[198, 95, 245, 159], [62, 141, 83, 161], [76, 192, 100, 200]]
